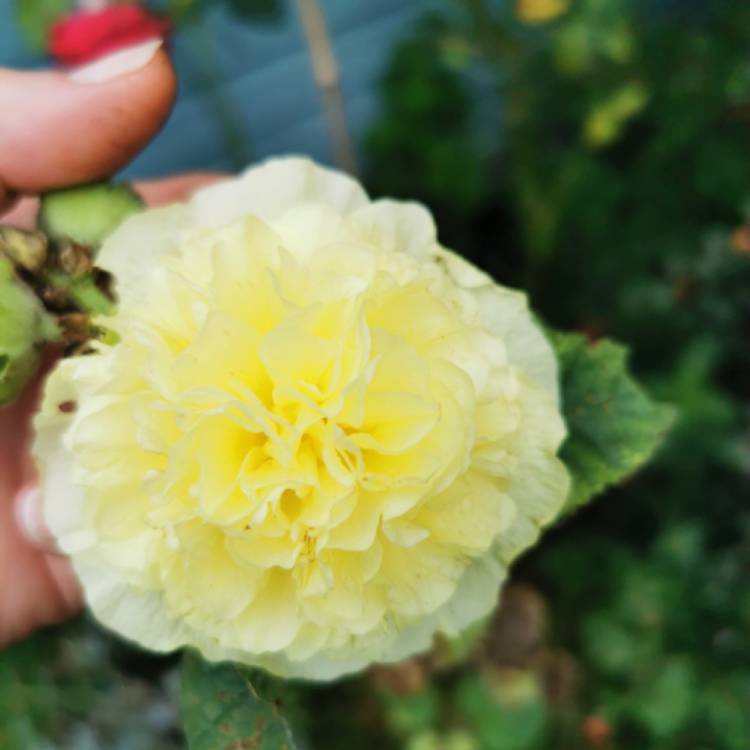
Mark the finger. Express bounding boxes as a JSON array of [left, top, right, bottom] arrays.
[[0, 196, 37, 230], [11, 350, 61, 487], [0, 184, 17, 215], [0, 529, 81, 649], [0, 40, 176, 208], [0, 483, 81, 650], [44, 554, 82, 615], [14, 485, 62, 557], [133, 172, 228, 207]]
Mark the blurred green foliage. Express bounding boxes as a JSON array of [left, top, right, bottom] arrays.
[[2, 0, 749, 748], [0, 620, 183, 749], [14, 0, 73, 52]]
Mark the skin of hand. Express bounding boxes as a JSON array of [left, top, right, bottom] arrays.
[[0, 46, 223, 649]]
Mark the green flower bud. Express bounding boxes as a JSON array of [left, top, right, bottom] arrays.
[[40, 182, 143, 248], [0, 258, 58, 405]]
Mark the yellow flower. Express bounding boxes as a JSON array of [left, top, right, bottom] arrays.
[[516, 0, 569, 24], [583, 81, 649, 148], [34, 158, 569, 680]]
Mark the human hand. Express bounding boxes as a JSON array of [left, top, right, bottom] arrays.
[[0, 43, 221, 648]]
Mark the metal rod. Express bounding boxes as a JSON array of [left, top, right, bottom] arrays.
[[295, 0, 359, 175]]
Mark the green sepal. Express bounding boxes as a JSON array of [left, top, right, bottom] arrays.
[[0, 259, 59, 405]]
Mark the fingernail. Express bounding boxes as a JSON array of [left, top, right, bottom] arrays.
[[14, 485, 58, 553], [68, 38, 164, 85]]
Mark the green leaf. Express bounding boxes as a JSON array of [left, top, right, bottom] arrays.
[[40, 182, 144, 248], [225, 0, 284, 22], [15, 0, 74, 53], [180, 652, 297, 750], [551, 331, 675, 512]]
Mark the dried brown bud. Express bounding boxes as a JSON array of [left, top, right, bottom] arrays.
[[40, 283, 72, 312], [57, 241, 94, 277], [0, 227, 48, 273], [58, 312, 91, 349]]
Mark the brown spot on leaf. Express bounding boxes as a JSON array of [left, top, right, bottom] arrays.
[[224, 738, 260, 750]]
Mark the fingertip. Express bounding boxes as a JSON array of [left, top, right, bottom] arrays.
[[0, 195, 38, 229], [73, 45, 178, 182], [98, 45, 178, 150], [45, 555, 83, 615], [134, 172, 228, 207], [13, 485, 60, 556], [0, 182, 17, 215], [0, 46, 177, 195]]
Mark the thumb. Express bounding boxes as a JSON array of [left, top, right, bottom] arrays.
[[0, 40, 176, 208]]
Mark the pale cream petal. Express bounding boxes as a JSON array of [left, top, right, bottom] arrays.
[[97, 204, 191, 311], [190, 157, 369, 229], [33, 359, 95, 553], [232, 569, 301, 653], [378, 539, 466, 617], [350, 199, 437, 257], [162, 528, 264, 621], [435, 248, 560, 403], [415, 471, 515, 551], [81, 567, 192, 654], [495, 380, 570, 564], [496, 451, 569, 565]]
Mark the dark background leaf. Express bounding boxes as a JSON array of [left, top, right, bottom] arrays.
[[225, 0, 284, 22]]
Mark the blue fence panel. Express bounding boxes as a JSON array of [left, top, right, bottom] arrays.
[[0, 0, 435, 178]]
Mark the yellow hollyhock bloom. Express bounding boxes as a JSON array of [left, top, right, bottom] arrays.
[[34, 158, 569, 680], [517, 0, 569, 24]]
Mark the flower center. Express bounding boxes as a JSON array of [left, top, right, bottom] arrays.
[[91, 226, 489, 573]]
